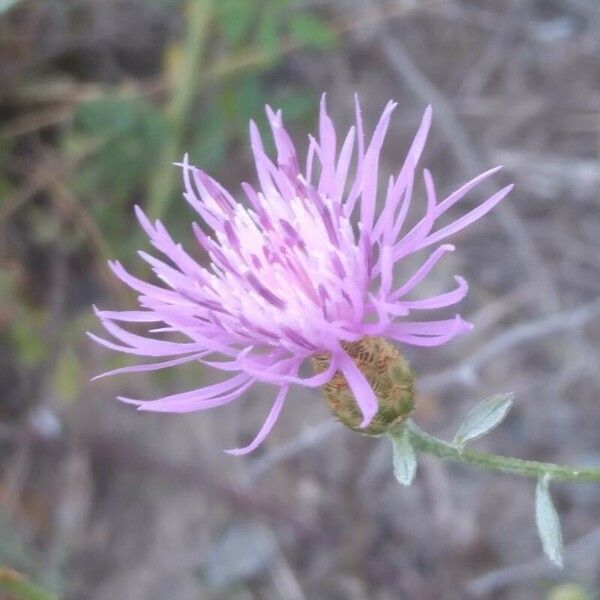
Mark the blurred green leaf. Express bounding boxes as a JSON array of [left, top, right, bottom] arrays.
[[257, 2, 281, 63], [74, 98, 139, 137], [0, 567, 58, 600], [73, 97, 170, 202], [10, 316, 46, 367], [289, 13, 335, 50], [52, 348, 81, 404], [216, 0, 255, 47], [147, 0, 183, 5], [229, 77, 266, 126], [188, 105, 227, 171], [547, 584, 590, 600], [272, 87, 314, 121]]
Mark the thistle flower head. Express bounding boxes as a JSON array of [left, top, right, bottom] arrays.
[[90, 95, 512, 454]]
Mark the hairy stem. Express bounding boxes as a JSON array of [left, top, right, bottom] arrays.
[[404, 420, 600, 483]]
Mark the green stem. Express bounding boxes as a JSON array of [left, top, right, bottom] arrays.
[[404, 420, 600, 483], [147, 0, 213, 220]]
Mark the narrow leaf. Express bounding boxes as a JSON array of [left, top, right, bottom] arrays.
[[535, 475, 564, 567], [452, 392, 514, 448], [390, 427, 417, 486]]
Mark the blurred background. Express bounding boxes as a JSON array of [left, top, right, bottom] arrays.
[[1, 0, 600, 598]]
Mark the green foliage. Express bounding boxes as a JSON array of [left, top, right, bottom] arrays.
[[215, 0, 334, 56], [233, 77, 267, 125], [188, 104, 228, 171], [271, 87, 314, 121], [53, 1, 336, 252], [51, 312, 95, 405], [52, 347, 82, 404], [10, 317, 46, 368], [289, 13, 335, 49], [68, 97, 169, 254], [215, 0, 256, 47], [73, 97, 170, 202], [189, 2, 334, 178], [256, 3, 281, 62], [0, 566, 58, 600], [147, 0, 183, 5], [547, 584, 590, 600]]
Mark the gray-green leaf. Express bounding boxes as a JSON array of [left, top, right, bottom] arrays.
[[535, 475, 564, 567], [390, 427, 417, 486], [452, 392, 514, 449]]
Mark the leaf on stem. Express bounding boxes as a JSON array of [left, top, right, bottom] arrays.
[[390, 426, 417, 486], [535, 474, 564, 568], [452, 392, 514, 449]]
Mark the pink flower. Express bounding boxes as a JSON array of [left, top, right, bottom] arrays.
[[90, 95, 512, 454]]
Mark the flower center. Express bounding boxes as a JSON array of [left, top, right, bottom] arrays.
[[201, 189, 370, 350]]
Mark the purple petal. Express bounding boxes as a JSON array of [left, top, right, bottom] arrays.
[[317, 94, 337, 195], [255, 354, 338, 388], [331, 126, 355, 203], [386, 315, 473, 346], [389, 244, 455, 301], [108, 261, 187, 305], [249, 120, 278, 196], [336, 349, 378, 427], [93, 307, 162, 323], [91, 352, 206, 380], [224, 385, 289, 455], [344, 94, 365, 216], [403, 105, 431, 173], [416, 184, 514, 251], [434, 166, 502, 218], [131, 372, 251, 404], [388, 316, 471, 336], [359, 100, 396, 232], [266, 105, 299, 173], [129, 376, 254, 413], [400, 276, 468, 310]]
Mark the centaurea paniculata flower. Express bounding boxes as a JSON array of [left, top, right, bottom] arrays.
[[90, 95, 512, 454]]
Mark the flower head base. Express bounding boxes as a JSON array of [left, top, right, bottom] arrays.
[[313, 336, 415, 435], [90, 95, 513, 454]]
